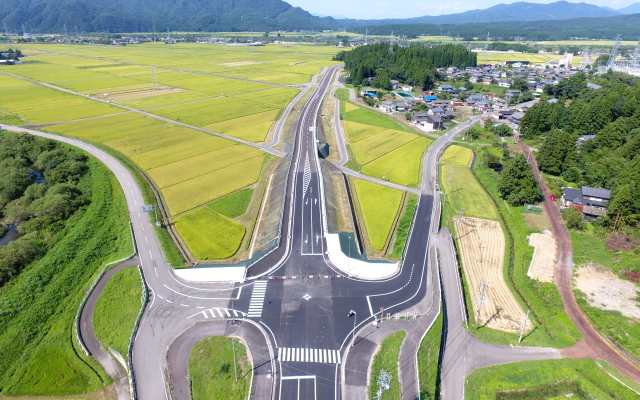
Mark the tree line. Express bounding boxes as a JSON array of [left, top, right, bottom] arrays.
[[347, 13, 640, 41], [0, 132, 93, 285], [521, 71, 640, 229], [334, 43, 477, 90]]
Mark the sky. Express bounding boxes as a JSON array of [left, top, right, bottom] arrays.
[[285, 0, 637, 19]]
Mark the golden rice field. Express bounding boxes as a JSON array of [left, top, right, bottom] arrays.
[[353, 179, 403, 252], [441, 145, 473, 167], [0, 43, 340, 260], [343, 120, 431, 187]]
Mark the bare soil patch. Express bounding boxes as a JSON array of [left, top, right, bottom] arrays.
[[528, 231, 557, 283], [574, 264, 640, 319], [218, 61, 263, 66], [0, 385, 116, 400], [622, 270, 640, 284], [455, 216, 529, 333], [604, 234, 636, 252]]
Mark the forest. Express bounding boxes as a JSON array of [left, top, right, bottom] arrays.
[[334, 43, 477, 90], [520, 71, 640, 228], [0, 132, 93, 285], [348, 13, 640, 41]]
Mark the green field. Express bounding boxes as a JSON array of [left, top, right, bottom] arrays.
[[208, 188, 254, 218], [390, 194, 419, 259], [174, 207, 246, 260], [441, 145, 473, 167], [340, 98, 415, 133], [342, 121, 387, 142], [465, 359, 639, 400], [353, 180, 403, 251], [93, 267, 143, 364], [362, 138, 431, 187], [439, 164, 498, 220], [350, 129, 417, 165], [188, 336, 251, 400], [0, 159, 131, 396], [368, 330, 406, 400]]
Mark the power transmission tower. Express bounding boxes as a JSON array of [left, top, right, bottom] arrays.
[[606, 34, 621, 71], [167, 28, 172, 48], [3, 22, 8, 36], [151, 66, 158, 90], [482, 32, 490, 62], [389, 31, 394, 54], [581, 47, 591, 69], [152, 25, 156, 42], [475, 282, 489, 328], [74, 25, 79, 41], [365, 28, 368, 45], [632, 39, 640, 70], [63, 24, 69, 45]]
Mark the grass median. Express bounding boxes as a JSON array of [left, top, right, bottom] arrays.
[[93, 267, 144, 364], [189, 336, 252, 400], [368, 330, 406, 400]]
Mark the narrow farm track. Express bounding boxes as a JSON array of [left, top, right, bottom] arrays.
[[0, 70, 286, 157], [517, 142, 640, 383]]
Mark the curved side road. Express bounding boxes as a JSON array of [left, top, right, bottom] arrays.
[[79, 257, 140, 399], [518, 141, 640, 383], [167, 320, 274, 400]]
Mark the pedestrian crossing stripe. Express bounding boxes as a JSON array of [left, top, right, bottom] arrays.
[[247, 281, 268, 318], [278, 347, 341, 364], [200, 308, 245, 319]]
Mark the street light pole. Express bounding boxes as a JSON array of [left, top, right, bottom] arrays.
[[349, 310, 356, 346]]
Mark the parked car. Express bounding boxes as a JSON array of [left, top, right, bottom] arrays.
[[550, 195, 557, 201]]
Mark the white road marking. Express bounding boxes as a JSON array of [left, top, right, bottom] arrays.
[[278, 348, 340, 364], [202, 311, 208, 318], [145, 236, 148, 243], [166, 300, 173, 303], [247, 281, 268, 318], [149, 250, 153, 259], [181, 304, 189, 307]]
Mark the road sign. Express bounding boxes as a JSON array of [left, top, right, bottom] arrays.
[[141, 204, 156, 213]]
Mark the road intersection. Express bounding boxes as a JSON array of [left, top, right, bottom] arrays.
[[6, 61, 634, 400]]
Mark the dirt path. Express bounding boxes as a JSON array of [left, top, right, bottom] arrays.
[[517, 142, 640, 383]]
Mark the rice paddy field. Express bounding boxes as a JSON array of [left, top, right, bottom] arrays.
[[441, 145, 473, 167], [335, 90, 431, 187], [0, 42, 341, 261], [352, 179, 403, 252]]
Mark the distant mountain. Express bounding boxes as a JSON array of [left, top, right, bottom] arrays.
[[2, 0, 340, 33], [617, 2, 640, 14], [338, 1, 620, 27]]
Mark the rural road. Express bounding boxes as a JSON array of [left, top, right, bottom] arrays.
[[518, 141, 640, 383]]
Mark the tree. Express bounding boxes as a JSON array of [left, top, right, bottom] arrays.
[[562, 207, 585, 230], [494, 124, 512, 137], [536, 129, 574, 175], [512, 78, 528, 92], [464, 80, 474, 90], [405, 112, 412, 121], [607, 184, 638, 231], [498, 154, 542, 206], [483, 153, 501, 169], [373, 68, 391, 90]]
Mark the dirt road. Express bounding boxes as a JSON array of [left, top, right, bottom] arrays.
[[517, 142, 640, 383]]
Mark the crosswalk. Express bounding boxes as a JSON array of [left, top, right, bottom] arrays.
[[200, 308, 245, 319], [278, 347, 341, 364], [247, 281, 268, 318]]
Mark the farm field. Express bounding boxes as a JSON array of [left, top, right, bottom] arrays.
[[188, 336, 251, 400], [0, 43, 343, 262], [174, 207, 246, 260], [93, 267, 144, 364], [527, 232, 556, 283], [465, 358, 639, 400], [208, 188, 254, 218], [335, 93, 430, 187], [454, 216, 528, 333], [441, 145, 473, 167], [440, 164, 499, 220], [352, 179, 403, 252]]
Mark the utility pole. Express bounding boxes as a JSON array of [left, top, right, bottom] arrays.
[[518, 309, 531, 343], [475, 282, 489, 328]]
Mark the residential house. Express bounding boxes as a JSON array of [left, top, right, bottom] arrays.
[[421, 115, 444, 131], [496, 110, 513, 119], [412, 112, 431, 124], [562, 186, 611, 219], [360, 89, 377, 98], [586, 82, 602, 90], [469, 75, 482, 84], [504, 90, 521, 100], [508, 112, 524, 126], [438, 84, 457, 94], [469, 95, 484, 102], [483, 76, 494, 85], [429, 107, 445, 116], [401, 85, 413, 92], [447, 66, 460, 74], [494, 99, 509, 109], [380, 101, 398, 113], [576, 135, 596, 147], [390, 80, 400, 90], [452, 98, 464, 106]]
